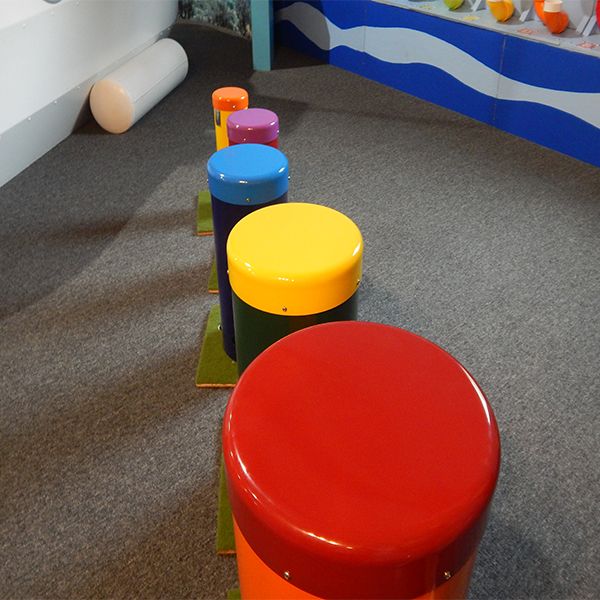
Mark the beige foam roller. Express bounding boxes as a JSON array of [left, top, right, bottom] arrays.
[[90, 38, 188, 134]]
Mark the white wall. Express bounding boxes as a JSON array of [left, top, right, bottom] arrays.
[[0, 0, 178, 187]]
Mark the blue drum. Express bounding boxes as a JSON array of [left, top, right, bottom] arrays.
[[207, 143, 289, 360]]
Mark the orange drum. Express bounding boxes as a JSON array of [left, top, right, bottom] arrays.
[[223, 322, 501, 599], [212, 87, 248, 150]]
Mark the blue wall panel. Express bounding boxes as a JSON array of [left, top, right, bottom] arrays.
[[275, 0, 600, 168], [494, 100, 600, 167], [358, 56, 498, 125], [314, 0, 368, 30], [329, 46, 367, 79], [361, 2, 503, 125], [276, 18, 331, 61], [365, 1, 504, 73], [501, 36, 600, 93]]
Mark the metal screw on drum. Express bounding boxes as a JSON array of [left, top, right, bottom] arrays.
[[444, 571, 452, 580], [282, 307, 288, 312], [283, 571, 291, 581]]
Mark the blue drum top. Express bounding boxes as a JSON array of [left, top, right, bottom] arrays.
[[207, 143, 289, 205]]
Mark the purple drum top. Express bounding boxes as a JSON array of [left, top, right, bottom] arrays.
[[227, 108, 279, 145]]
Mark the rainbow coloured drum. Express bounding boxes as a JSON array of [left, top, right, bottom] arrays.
[[212, 86, 248, 151], [227, 108, 280, 148], [223, 321, 501, 599], [226, 202, 363, 374], [207, 144, 289, 359]]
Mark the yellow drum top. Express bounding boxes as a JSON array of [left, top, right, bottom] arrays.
[[227, 203, 363, 316]]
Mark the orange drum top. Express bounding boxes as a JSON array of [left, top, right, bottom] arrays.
[[212, 86, 249, 111], [223, 321, 500, 599]]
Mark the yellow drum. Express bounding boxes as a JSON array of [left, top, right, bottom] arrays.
[[226, 202, 363, 373]]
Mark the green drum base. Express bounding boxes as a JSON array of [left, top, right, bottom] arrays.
[[195, 304, 238, 388], [208, 257, 219, 294], [233, 291, 358, 374], [227, 589, 241, 599], [196, 190, 213, 236], [217, 458, 236, 554]]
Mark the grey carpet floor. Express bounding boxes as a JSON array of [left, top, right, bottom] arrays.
[[1, 22, 599, 600]]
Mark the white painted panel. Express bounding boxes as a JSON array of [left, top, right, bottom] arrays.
[[0, 0, 178, 187], [0, 0, 51, 29], [564, 0, 595, 29], [0, 0, 178, 132], [512, 0, 533, 16]]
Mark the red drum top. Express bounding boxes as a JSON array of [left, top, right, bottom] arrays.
[[223, 321, 500, 598]]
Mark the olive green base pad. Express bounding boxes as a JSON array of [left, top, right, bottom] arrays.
[[217, 459, 236, 554], [195, 304, 238, 388], [196, 190, 213, 236], [227, 589, 241, 599], [208, 257, 219, 294]]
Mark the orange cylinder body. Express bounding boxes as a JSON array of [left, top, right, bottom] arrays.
[[234, 519, 477, 600]]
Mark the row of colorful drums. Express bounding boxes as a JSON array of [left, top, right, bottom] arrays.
[[207, 87, 501, 599]]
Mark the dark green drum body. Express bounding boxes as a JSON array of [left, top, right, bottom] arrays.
[[233, 291, 358, 374]]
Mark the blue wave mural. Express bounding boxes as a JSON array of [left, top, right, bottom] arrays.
[[276, 1, 600, 167]]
